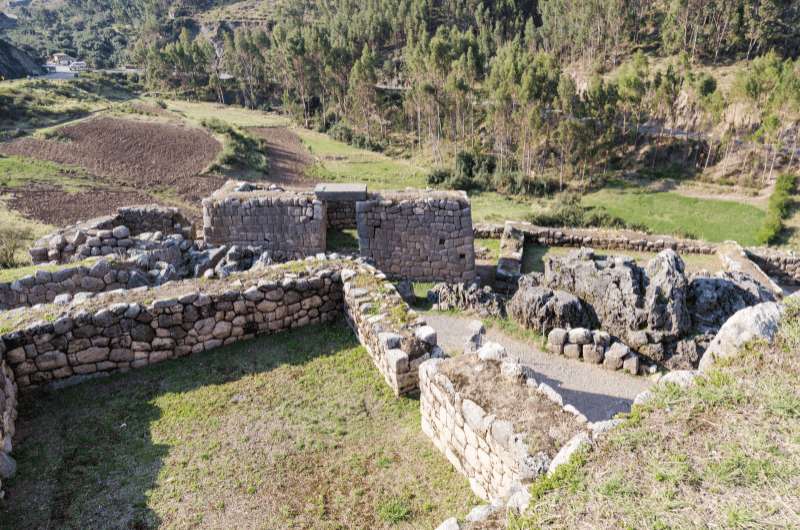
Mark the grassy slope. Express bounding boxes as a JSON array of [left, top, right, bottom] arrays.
[[517, 302, 800, 529], [583, 183, 766, 245], [2, 322, 478, 529]]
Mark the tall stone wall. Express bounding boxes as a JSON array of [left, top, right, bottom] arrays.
[[356, 191, 476, 282], [341, 265, 441, 395], [202, 183, 326, 257], [0, 342, 17, 499], [326, 200, 358, 230]]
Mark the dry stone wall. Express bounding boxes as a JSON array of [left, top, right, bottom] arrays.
[[420, 347, 586, 502], [342, 266, 441, 395], [326, 200, 358, 230], [356, 191, 476, 282], [30, 205, 192, 264], [1, 266, 342, 391], [0, 342, 17, 499], [202, 183, 326, 257], [0, 259, 153, 310]]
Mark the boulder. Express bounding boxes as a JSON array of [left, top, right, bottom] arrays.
[[396, 280, 416, 305], [430, 281, 506, 318], [699, 302, 784, 371], [644, 250, 691, 336], [688, 272, 776, 334], [508, 283, 592, 334]]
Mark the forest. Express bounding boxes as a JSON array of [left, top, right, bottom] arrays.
[[4, 0, 800, 192]]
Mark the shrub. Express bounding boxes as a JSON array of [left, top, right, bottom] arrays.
[[202, 118, 269, 174], [0, 224, 33, 268], [757, 173, 797, 244], [528, 193, 646, 231], [426, 168, 451, 186]]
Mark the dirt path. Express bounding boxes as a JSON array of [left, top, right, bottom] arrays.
[[249, 127, 316, 187], [424, 313, 653, 422]]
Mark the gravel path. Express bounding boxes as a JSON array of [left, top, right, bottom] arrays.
[[424, 313, 653, 422]]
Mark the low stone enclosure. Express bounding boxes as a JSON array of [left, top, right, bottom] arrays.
[[490, 220, 800, 286], [0, 255, 450, 497]]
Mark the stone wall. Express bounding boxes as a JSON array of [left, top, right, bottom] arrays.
[[326, 200, 358, 230], [420, 346, 586, 502], [30, 205, 192, 264], [0, 341, 17, 499], [546, 328, 640, 374], [356, 191, 476, 282], [0, 259, 154, 310], [202, 182, 326, 257], [116, 205, 193, 239], [1, 266, 342, 391], [747, 248, 800, 285], [342, 265, 441, 395]]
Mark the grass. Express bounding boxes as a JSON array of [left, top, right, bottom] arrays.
[[0, 155, 95, 192], [583, 182, 766, 244], [0, 198, 53, 266], [299, 129, 428, 190], [165, 100, 290, 128], [0, 258, 100, 283], [521, 244, 723, 275], [327, 229, 359, 252], [2, 322, 479, 529], [518, 301, 800, 529]]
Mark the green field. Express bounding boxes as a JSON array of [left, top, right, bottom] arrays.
[[0, 155, 94, 192], [2, 322, 477, 529], [583, 184, 766, 244]]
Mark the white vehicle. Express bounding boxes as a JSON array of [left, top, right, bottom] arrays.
[[68, 61, 87, 71]]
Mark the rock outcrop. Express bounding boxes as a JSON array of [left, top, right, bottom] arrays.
[[508, 284, 592, 334]]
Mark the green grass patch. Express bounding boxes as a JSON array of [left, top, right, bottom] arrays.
[[326, 228, 359, 252], [202, 118, 269, 177], [3, 322, 478, 528], [518, 304, 800, 529], [299, 129, 428, 190], [583, 183, 766, 244], [166, 100, 290, 128], [0, 155, 94, 192]]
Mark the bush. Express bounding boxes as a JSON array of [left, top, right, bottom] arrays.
[[202, 118, 269, 174], [757, 173, 797, 244], [528, 193, 647, 231], [0, 224, 33, 268], [427, 168, 451, 186]]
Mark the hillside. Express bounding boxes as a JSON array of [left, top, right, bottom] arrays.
[[518, 300, 800, 529], [0, 38, 41, 79]]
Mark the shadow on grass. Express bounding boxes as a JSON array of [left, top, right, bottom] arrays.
[[1, 321, 358, 530], [326, 228, 359, 253]]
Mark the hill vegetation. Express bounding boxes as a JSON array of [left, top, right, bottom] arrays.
[[4, 2, 800, 193]]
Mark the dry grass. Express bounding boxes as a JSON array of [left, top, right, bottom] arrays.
[[440, 355, 579, 456], [3, 322, 480, 529], [517, 301, 800, 529]]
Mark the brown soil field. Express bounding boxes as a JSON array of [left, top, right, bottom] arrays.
[[0, 117, 222, 189], [5, 186, 157, 226], [249, 126, 315, 186]]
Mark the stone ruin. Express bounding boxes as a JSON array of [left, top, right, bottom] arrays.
[[0, 255, 449, 497], [202, 181, 476, 283], [202, 181, 327, 258], [29, 205, 192, 264], [356, 191, 476, 283]]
